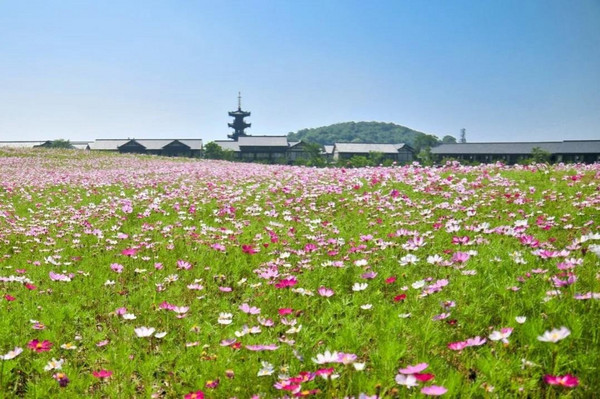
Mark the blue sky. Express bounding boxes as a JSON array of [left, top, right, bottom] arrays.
[[1, 0, 598, 142]]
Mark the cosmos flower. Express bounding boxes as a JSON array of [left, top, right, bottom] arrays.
[[421, 385, 448, 396], [312, 350, 339, 364], [28, 339, 53, 352], [134, 326, 156, 337], [92, 369, 113, 379], [318, 287, 334, 297], [398, 363, 428, 374], [44, 358, 65, 371], [395, 373, 419, 388], [1, 347, 23, 360], [53, 372, 70, 387], [543, 374, 579, 388], [537, 327, 571, 343], [489, 328, 513, 344]]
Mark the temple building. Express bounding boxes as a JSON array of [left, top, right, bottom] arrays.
[[228, 93, 251, 141]]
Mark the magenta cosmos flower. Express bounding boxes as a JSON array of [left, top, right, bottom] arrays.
[[28, 339, 53, 352], [544, 374, 579, 388], [184, 391, 205, 399], [92, 369, 113, 379]]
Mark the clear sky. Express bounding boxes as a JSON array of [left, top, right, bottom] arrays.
[[1, 0, 599, 143]]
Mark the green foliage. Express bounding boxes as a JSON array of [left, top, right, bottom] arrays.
[[287, 121, 438, 149], [47, 139, 74, 149], [417, 146, 433, 165], [442, 135, 457, 144], [203, 142, 225, 159], [530, 147, 551, 164]]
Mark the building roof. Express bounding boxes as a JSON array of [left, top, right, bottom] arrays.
[[177, 139, 203, 150], [87, 139, 130, 150], [323, 145, 334, 155], [431, 141, 600, 155], [0, 141, 49, 148], [237, 136, 289, 148], [213, 140, 240, 152], [88, 139, 203, 151], [334, 142, 408, 154]]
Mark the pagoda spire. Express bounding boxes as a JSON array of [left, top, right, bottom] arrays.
[[228, 92, 251, 141]]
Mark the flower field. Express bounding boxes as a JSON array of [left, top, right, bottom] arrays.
[[1, 149, 599, 398]]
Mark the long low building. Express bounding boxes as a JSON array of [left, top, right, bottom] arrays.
[[87, 139, 203, 157], [332, 142, 414, 163], [214, 137, 414, 164], [0, 140, 92, 149], [214, 136, 316, 163], [431, 140, 600, 164]]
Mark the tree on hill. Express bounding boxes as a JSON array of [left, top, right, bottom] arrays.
[[287, 121, 438, 149], [442, 135, 457, 144]]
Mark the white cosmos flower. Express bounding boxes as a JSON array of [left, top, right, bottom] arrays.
[[395, 373, 419, 388], [360, 304, 373, 310], [134, 326, 156, 338], [44, 358, 64, 371], [398, 313, 412, 318], [353, 362, 366, 371], [1, 347, 23, 360], [537, 326, 570, 343], [399, 254, 419, 266], [154, 332, 167, 339], [257, 361, 274, 376], [312, 350, 339, 364], [122, 313, 136, 320], [104, 280, 115, 286], [515, 316, 527, 324], [352, 283, 368, 292], [411, 280, 425, 289]]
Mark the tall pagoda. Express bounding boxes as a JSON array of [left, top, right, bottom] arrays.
[[228, 92, 251, 141]]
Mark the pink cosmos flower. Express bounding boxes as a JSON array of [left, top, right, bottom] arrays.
[[318, 287, 334, 297], [177, 260, 192, 270], [239, 303, 261, 314], [110, 263, 124, 273], [421, 385, 448, 396], [115, 307, 127, 315], [242, 245, 257, 254], [465, 336, 487, 347], [278, 308, 293, 315], [398, 363, 428, 374], [121, 248, 137, 256], [28, 339, 52, 352], [211, 243, 226, 252], [184, 391, 204, 399], [544, 374, 579, 387], [4, 294, 16, 301], [447, 341, 468, 351], [451, 252, 470, 263], [92, 369, 113, 379], [274, 277, 298, 288]]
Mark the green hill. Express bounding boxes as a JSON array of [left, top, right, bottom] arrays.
[[287, 121, 446, 152]]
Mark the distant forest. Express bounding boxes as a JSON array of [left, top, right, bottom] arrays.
[[287, 121, 457, 153]]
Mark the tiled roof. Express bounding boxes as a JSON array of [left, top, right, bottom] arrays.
[[177, 139, 203, 150], [334, 142, 407, 154], [431, 141, 600, 155], [88, 139, 203, 151], [0, 141, 49, 148], [237, 136, 289, 148], [87, 140, 130, 150]]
